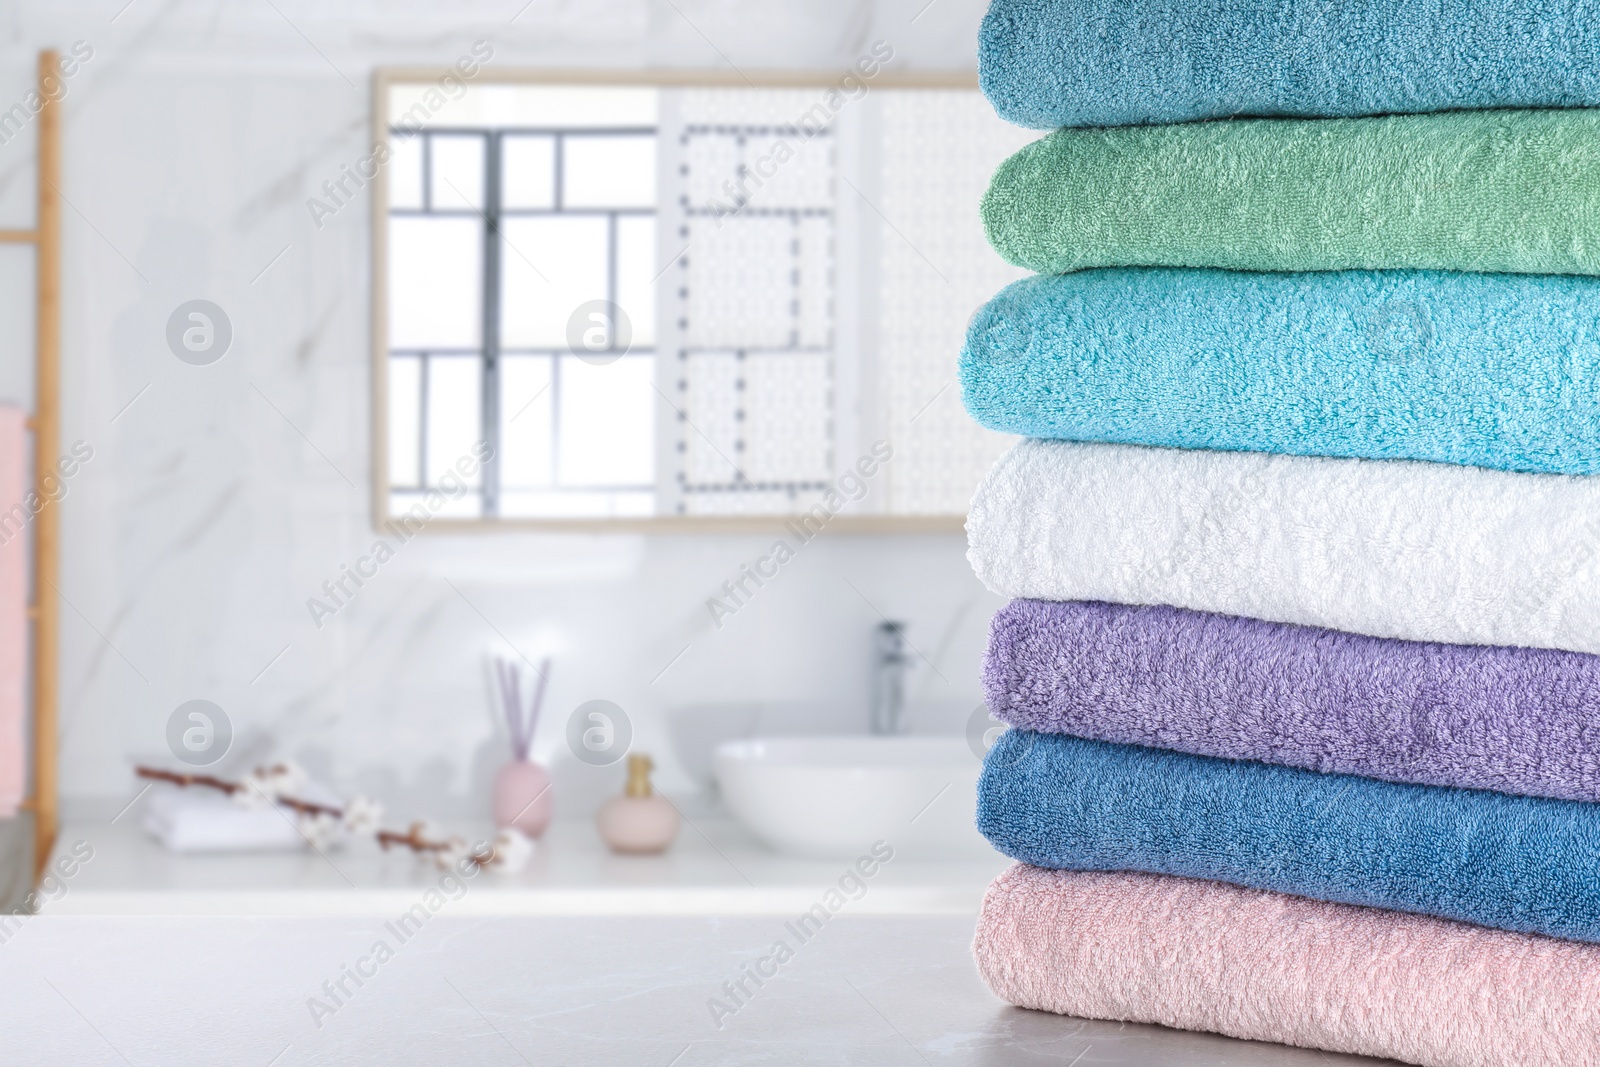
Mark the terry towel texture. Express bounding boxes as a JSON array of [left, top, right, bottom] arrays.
[[966, 439, 1600, 655], [977, 731, 1600, 942], [975, 865, 1600, 1067], [978, 0, 1600, 129], [982, 109, 1600, 276], [961, 269, 1600, 474], [984, 599, 1600, 803]]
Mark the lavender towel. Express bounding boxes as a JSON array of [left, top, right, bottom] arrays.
[[983, 599, 1600, 803]]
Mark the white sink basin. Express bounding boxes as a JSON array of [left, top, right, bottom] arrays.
[[713, 736, 990, 859]]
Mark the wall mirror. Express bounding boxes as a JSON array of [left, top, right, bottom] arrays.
[[372, 67, 1032, 530]]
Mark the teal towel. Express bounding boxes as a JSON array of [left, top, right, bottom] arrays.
[[978, 731, 1600, 943], [961, 269, 1600, 475], [979, 0, 1600, 128], [983, 109, 1600, 276]]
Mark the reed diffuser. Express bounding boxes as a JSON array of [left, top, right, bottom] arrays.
[[490, 655, 553, 837]]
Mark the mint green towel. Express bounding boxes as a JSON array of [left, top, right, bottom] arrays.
[[984, 109, 1600, 276]]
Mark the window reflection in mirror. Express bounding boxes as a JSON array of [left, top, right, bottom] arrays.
[[374, 74, 1032, 527]]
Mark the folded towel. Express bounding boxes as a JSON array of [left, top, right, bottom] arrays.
[[978, 0, 1600, 129], [967, 439, 1600, 655], [962, 269, 1600, 475], [978, 731, 1600, 942], [143, 787, 321, 852], [975, 865, 1600, 1067], [983, 109, 1600, 276], [985, 599, 1600, 803]]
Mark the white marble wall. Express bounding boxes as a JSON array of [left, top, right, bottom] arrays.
[[0, 0, 1003, 821]]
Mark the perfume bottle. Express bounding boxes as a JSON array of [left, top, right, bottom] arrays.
[[596, 753, 679, 854]]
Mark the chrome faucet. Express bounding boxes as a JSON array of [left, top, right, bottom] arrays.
[[870, 621, 910, 735]]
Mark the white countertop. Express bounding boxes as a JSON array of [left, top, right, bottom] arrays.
[[41, 813, 1013, 916], [19, 811, 1399, 1065], [0, 913, 1398, 1066]]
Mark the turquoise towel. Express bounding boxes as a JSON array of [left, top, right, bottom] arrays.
[[961, 269, 1600, 475], [980, 0, 1600, 128], [978, 732, 1600, 943]]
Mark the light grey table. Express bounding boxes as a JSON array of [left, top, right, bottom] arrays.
[[0, 915, 1399, 1065]]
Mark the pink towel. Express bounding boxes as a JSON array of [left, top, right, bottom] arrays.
[[0, 405, 25, 818], [974, 865, 1600, 1067]]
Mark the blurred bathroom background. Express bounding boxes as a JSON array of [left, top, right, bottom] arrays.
[[0, 0, 1029, 908]]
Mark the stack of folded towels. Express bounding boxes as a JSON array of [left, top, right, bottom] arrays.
[[963, 1, 1600, 1064]]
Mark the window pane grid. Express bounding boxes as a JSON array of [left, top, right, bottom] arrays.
[[387, 351, 486, 491], [388, 112, 659, 518]]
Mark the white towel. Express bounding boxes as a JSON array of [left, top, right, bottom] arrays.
[[967, 439, 1600, 654], [142, 787, 330, 853]]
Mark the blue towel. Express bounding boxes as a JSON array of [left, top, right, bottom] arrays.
[[980, 0, 1600, 128], [961, 269, 1600, 475], [978, 731, 1600, 943]]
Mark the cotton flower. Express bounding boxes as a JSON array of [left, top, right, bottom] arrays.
[[483, 828, 535, 874], [267, 761, 309, 793], [341, 795, 383, 836], [234, 761, 308, 807], [298, 811, 343, 851]]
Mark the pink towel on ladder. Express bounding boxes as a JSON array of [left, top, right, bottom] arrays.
[[974, 864, 1600, 1067], [0, 405, 27, 818]]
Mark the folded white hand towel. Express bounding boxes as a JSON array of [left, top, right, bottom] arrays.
[[142, 783, 340, 853], [967, 440, 1600, 653]]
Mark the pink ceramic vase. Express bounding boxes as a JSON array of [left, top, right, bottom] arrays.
[[492, 759, 553, 837]]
